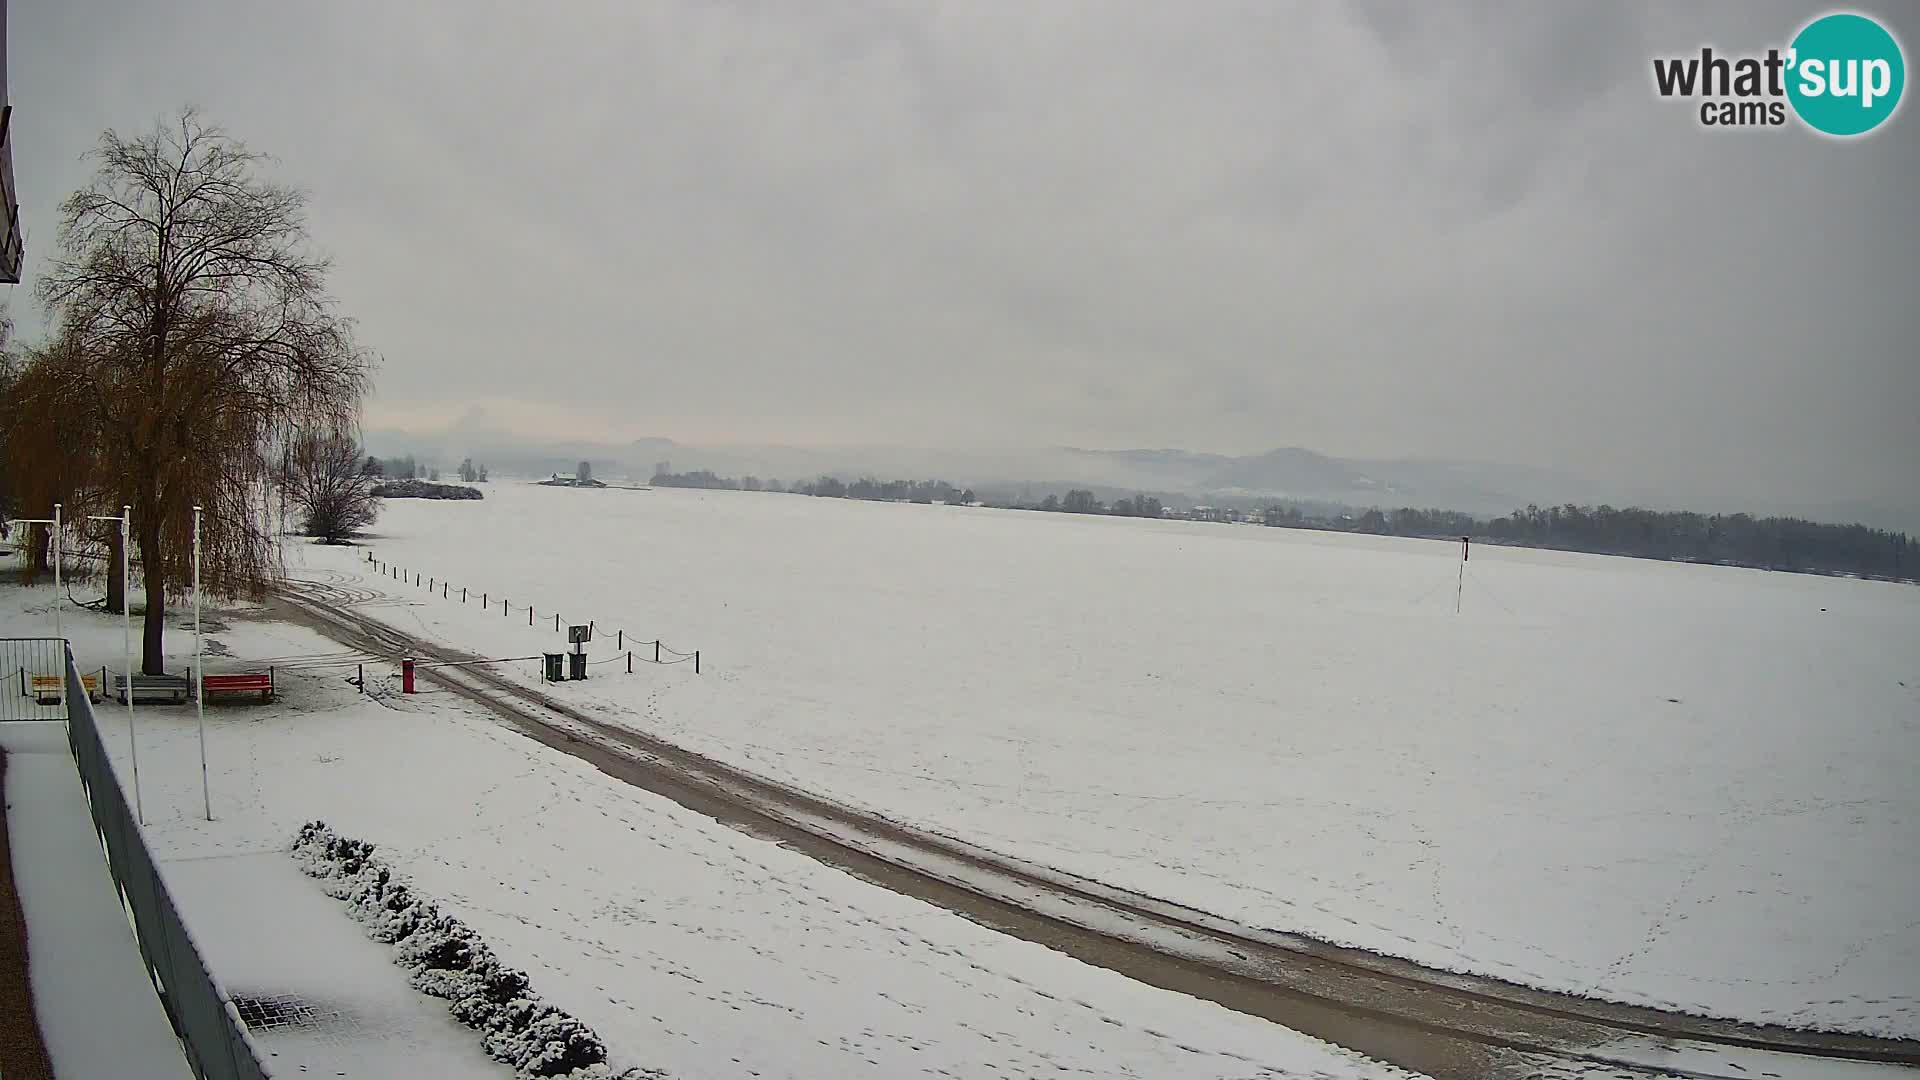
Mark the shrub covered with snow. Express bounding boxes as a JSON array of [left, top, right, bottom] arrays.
[[291, 822, 666, 1079]]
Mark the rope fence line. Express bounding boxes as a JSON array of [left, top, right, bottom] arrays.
[[414, 654, 544, 670], [84, 645, 694, 702], [359, 550, 703, 676]]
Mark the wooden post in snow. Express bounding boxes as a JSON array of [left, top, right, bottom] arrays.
[[1455, 536, 1469, 615]]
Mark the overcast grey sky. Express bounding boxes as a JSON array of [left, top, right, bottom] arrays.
[[8, 2, 1916, 507]]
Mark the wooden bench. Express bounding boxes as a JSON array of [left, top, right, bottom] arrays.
[[199, 671, 275, 703], [113, 673, 192, 705], [30, 673, 101, 704]]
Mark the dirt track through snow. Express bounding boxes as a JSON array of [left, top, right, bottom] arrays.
[[276, 579, 1920, 1080]]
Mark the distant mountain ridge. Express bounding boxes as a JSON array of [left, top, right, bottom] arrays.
[[362, 426, 1917, 534], [1019, 446, 1589, 516]]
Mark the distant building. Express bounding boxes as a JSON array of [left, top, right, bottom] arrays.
[[539, 472, 607, 489]]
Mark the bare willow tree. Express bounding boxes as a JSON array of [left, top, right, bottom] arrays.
[[36, 109, 372, 672], [281, 429, 380, 543]]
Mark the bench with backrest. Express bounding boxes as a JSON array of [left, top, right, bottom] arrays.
[[199, 670, 275, 703], [113, 673, 193, 705], [30, 673, 101, 704]]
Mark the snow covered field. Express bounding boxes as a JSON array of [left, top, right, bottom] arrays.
[[297, 482, 1920, 1039], [1, 587, 1410, 1079]]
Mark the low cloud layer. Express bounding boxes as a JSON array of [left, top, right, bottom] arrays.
[[11, 1, 1916, 510]]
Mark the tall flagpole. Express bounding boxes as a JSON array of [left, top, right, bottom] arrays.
[[122, 506, 141, 824], [194, 506, 210, 820], [88, 508, 142, 823], [52, 503, 62, 645]]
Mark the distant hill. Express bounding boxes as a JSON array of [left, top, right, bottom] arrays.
[[361, 426, 1917, 534]]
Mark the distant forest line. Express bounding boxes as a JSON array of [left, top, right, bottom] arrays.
[[646, 469, 1916, 582]]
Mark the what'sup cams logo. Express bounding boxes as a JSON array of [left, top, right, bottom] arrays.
[[1653, 11, 1905, 136]]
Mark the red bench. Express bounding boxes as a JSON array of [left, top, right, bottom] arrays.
[[199, 671, 275, 703]]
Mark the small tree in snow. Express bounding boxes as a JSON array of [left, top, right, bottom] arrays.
[[283, 430, 380, 543]]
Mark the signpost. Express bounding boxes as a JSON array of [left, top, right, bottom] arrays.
[[568, 624, 591, 681]]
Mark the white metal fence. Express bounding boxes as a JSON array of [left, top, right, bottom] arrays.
[[60, 645, 276, 1079], [0, 637, 69, 721]]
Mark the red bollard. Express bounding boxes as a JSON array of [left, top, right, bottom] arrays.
[[402, 657, 416, 694]]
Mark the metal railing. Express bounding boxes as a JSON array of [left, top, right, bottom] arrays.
[[1, 637, 69, 721], [62, 647, 275, 1080]]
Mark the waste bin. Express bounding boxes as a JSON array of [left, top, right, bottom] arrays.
[[568, 651, 587, 681], [542, 653, 565, 683]]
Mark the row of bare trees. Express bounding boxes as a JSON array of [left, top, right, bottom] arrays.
[[0, 109, 376, 673]]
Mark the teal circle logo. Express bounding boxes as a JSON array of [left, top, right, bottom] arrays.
[[1786, 13, 1905, 136]]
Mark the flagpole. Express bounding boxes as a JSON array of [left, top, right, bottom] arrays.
[[87, 508, 141, 822], [121, 506, 141, 824], [52, 503, 62, 645], [195, 505, 210, 820]]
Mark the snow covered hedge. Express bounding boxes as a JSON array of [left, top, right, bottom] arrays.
[[291, 822, 664, 1079]]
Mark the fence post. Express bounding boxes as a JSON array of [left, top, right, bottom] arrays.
[[463, 587, 468, 603], [695, 650, 701, 675], [429, 576, 434, 591], [443, 582, 448, 599], [555, 613, 560, 631], [627, 651, 632, 674], [616, 629, 622, 650], [529, 607, 534, 626], [654, 640, 661, 663], [357, 663, 364, 693]]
